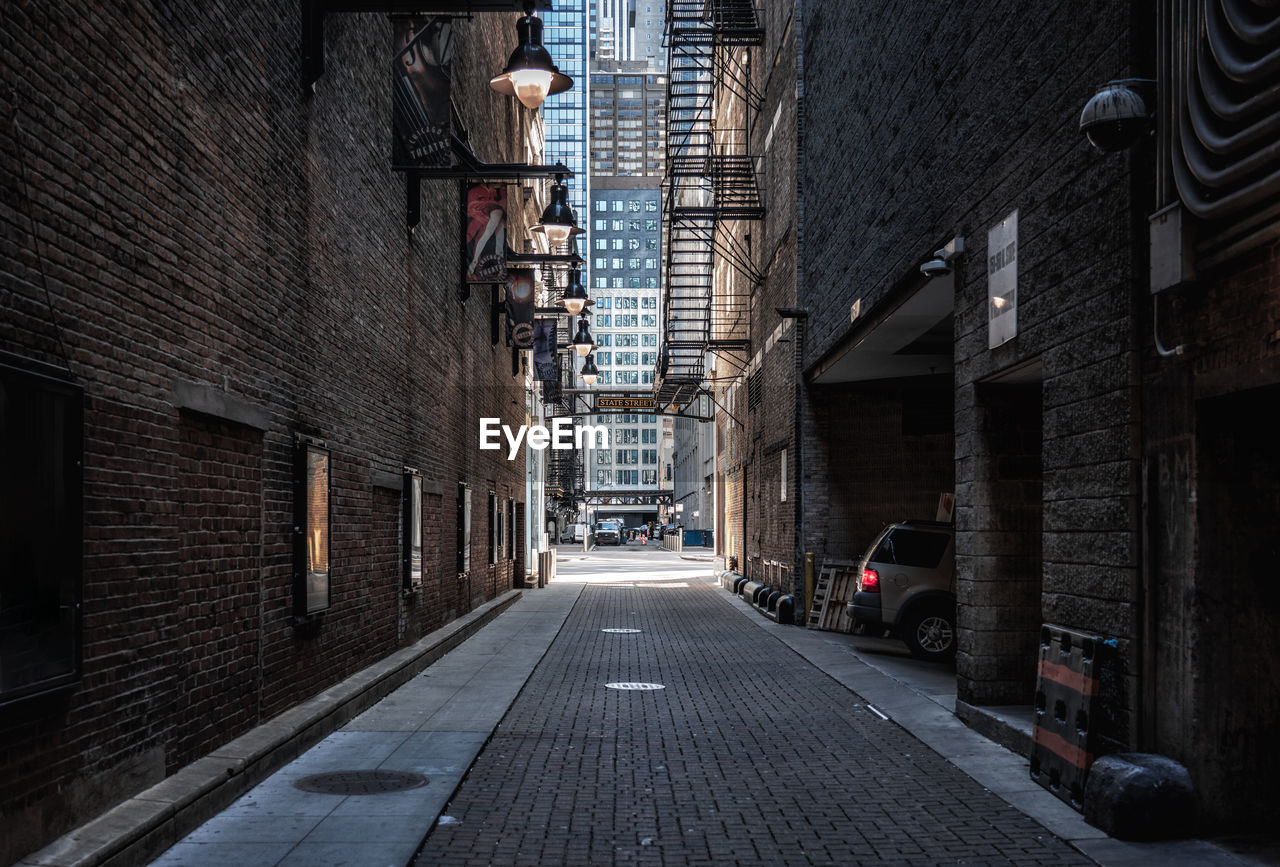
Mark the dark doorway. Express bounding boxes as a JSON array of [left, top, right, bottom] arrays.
[[1193, 384, 1280, 827], [960, 381, 1043, 706]]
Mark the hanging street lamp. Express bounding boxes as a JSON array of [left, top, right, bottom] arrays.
[[569, 314, 595, 357], [532, 175, 584, 245], [490, 0, 573, 110], [559, 268, 591, 316], [580, 353, 599, 386]]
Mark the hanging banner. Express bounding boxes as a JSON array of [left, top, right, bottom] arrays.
[[988, 209, 1018, 348], [505, 268, 536, 348], [465, 183, 508, 283], [533, 318, 559, 381], [392, 17, 454, 168]]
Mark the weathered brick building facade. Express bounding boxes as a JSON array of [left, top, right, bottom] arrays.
[[2, 3, 536, 860], [702, 0, 1280, 832]]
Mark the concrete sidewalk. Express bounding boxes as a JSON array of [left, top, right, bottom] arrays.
[[707, 572, 1254, 867], [145, 582, 583, 866]]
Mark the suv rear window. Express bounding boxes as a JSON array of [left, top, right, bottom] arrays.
[[871, 528, 950, 569]]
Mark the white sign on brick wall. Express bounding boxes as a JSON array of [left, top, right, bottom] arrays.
[[988, 210, 1018, 348]]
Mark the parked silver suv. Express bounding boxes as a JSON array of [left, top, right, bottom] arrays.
[[847, 520, 956, 661]]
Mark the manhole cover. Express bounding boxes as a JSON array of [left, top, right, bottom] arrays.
[[601, 628, 642, 634], [605, 682, 665, 690], [293, 770, 428, 795]]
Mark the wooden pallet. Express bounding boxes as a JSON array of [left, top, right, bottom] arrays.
[[806, 560, 861, 631]]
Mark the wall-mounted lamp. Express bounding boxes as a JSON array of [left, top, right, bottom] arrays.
[[580, 353, 600, 386], [920, 236, 966, 278], [490, 1, 573, 110], [1079, 79, 1154, 153], [532, 175, 584, 245], [560, 268, 592, 316], [569, 314, 595, 357]]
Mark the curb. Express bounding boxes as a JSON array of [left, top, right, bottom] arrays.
[[19, 590, 523, 867]]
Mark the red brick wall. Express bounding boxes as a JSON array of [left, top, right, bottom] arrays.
[[0, 3, 530, 860]]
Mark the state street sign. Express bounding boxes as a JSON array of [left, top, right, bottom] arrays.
[[596, 396, 657, 412]]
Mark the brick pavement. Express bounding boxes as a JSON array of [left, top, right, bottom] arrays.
[[412, 573, 1090, 866]]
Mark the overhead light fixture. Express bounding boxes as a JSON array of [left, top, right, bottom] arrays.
[[490, 1, 573, 111], [560, 268, 591, 316], [920, 236, 965, 278], [580, 353, 599, 386], [569, 314, 595, 357], [1079, 79, 1154, 153], [532, 175, 584, 245]]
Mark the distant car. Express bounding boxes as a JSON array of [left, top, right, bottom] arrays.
[[560, 523, 586, 543], [595, 521, 623, 545], [846, 520, 956, 661]]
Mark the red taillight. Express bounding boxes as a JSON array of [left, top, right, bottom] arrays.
[[860, 568, 880, 592]]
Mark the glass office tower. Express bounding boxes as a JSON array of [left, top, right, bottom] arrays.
[[542, 2, 589, 222]]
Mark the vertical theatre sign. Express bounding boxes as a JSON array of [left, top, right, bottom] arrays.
[[393, 17, 453, 168], [533, 318, 559, 381], [506, 269, 536, 348], [988, 209, 1018, 348], [465, 184, 508, 283]]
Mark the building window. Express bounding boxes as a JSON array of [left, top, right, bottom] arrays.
[[508, 498, 516, 562], [781, 449, 788, 501], [295, 438, 331, 617], [404, 471, 423, 590], [457, 483, 471, 574], [1, 362, 83, 702], [489, 491, 499, 565], [642, 470, 657, 485]]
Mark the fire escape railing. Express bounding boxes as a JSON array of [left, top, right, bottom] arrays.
[[656, 0, 765, 409]]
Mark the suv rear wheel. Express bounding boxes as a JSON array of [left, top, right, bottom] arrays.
[[902, 603, 956, 661]]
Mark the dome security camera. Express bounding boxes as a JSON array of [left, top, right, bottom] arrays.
[[920, 258, 951, 277], [1080, 81, 1153, 153]]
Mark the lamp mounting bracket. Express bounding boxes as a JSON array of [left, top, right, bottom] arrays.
[[303, 0, 552, 86], [396, 135, 571, 229]]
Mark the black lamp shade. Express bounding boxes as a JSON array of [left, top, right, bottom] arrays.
[[560, 270, 590, 315], [490, 12, 573, 110], [569, 315, 594, 357], [532, 179, 584, 244], [580, 353, 599, 386]]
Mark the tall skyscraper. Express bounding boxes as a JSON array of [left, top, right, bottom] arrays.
[[591, 0, 666, 68], [589, 69, 666, 177], [542, 2, 590, 220]]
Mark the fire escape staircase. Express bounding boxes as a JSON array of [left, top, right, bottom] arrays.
[[656, 0, 765, 409]]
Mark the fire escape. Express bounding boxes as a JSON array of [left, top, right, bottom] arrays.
[[544, 301, 584, 515], [656, 0, 765, 409]]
